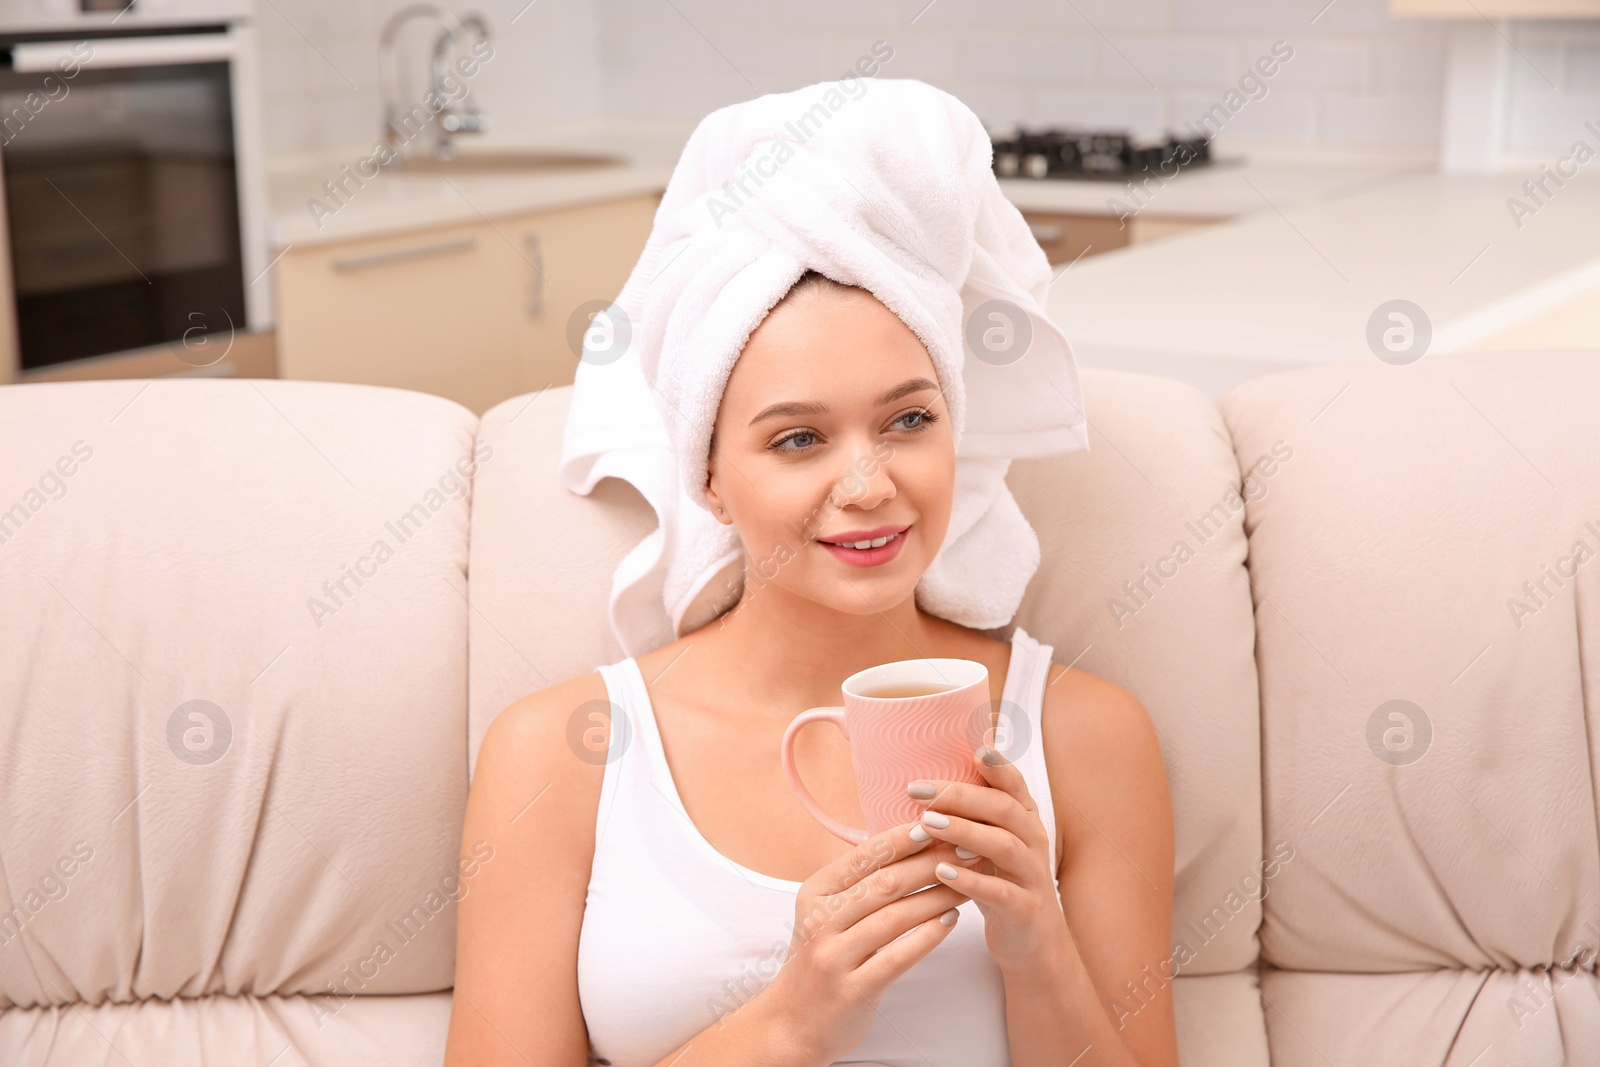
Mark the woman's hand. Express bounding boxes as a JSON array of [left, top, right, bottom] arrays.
[[759, 820, 975, 1065], [907, 743, 1070, 975]]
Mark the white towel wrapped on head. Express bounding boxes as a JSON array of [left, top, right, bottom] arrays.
[[559, 77, 1091, 659]]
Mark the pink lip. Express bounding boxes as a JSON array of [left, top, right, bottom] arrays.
[[818, 525, 909, 568], [818, 523, 910, 545]]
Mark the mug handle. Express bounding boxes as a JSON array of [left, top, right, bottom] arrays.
[[781, 706, 868, 845]]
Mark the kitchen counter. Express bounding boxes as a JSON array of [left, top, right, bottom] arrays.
[[267, 117, 1592, 401], [1046, 165, 1600, 397], [999, 145, 1434, 219], [266, 120, 1429, 249], [266, 117, 696, 249]]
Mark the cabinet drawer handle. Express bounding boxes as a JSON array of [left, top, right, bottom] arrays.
[[526, 232, 544, 316], [1028, 222, 1064, 242], [332, 236, 477, 272]]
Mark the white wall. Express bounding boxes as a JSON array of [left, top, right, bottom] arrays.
[[256, 0, 603, 154], [1506, 18, 1600, 158], [256, 0, 1599, 162]]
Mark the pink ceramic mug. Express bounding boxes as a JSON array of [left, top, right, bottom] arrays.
[[780, 657, 992, 844]]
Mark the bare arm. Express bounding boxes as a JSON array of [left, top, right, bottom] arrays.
[[444, 679, 598, 1066], [1009, 667, 1178, 1066]]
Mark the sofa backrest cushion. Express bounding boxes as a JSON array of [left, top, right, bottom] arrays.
[[0, 379, 478, 1013], [1219, 350, 1600, 975]]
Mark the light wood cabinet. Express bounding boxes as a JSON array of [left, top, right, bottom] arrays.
[[275, 194, 658, 415], [1021, 210, 1228, 266]]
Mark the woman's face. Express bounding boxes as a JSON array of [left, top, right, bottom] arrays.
[[704, 283, 956, 618]]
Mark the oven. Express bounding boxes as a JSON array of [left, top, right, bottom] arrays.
[[0, 1, 268, 378]]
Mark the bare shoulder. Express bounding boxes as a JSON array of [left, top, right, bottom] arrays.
[[466, 667, 618, 894], [1039, 664, 1162, 758], [1038, 664, 1172, 873], [446, 670, 615, 1065], [464, 669, 620, 937], [477, 670, 614, 779]]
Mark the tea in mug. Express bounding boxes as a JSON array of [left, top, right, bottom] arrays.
[[858, 681, 956, 698]]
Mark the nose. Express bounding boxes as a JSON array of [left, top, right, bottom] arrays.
[[826, 435, 896, 513]]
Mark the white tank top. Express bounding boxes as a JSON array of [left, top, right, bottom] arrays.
[[576, 626, 1060, 1067]]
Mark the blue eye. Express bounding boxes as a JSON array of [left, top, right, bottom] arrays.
[[768, 408, 940, 454], [772, 429, 818, 452]]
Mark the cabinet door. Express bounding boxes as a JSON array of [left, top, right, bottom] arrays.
[[494, 195, 658, 399], [1020, 211, 1131, 265], [276, 220, 519, 414], [274, 194, 657, 415]]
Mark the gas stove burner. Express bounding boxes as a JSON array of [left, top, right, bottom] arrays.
[[990, 127, 1212, 182]]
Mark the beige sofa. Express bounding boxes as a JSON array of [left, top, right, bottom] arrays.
[[2, 349, 1596, 1065]]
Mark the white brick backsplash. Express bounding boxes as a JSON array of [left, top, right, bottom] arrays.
[[262, 0, 343, 41], [1375, 35, 1446, 92], [769, 0, 903, 30], [255, 0, 1592, 157], [964, 36, 1095, 83], [322, 101, 381, 149], [1173, 89, 1317, 141], [1030, 89, 1167, 133], [910, 0, 1030, 30], [264, 94, 315, 155], [1505, 92, 1600, 155], [602, 33, 754, 117], [1030, 0, 1168, 32], [262, 38, 317, 93], [1571, 45, 1600, 93], [479, 21, 603, 119], [1512, 18, 1600, 48], [1245, 37, 1370, 92], [1319, 92, 1441, 144], [1303, 0, 1396, 36], [596, 0, 655, 25], [1099, 42, 1236, 88], [854, 35, 961, 83], [1173, 0, 1316, 33], [945, 80, 1030, 130], [716, 30, 834, 90], [1509, 45, 1566, 93]]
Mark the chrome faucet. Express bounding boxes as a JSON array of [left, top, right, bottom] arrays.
[[432, 13, 490, 155], [378, 5, 492, 161]]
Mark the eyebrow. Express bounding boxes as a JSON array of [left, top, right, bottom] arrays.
[[747, 377, 940, 428]]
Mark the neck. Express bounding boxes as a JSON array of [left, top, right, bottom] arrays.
[[687, 570, 950, 725]]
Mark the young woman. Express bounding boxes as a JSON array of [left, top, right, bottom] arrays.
[[444, 270, 1177, 1067]]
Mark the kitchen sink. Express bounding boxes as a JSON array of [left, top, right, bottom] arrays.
[[389, 150, 627, 173]]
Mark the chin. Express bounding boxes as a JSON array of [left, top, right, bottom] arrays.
[[819, 563, 926, 603]]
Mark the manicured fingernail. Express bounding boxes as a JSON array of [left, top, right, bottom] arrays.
[[978, 745, 999, 765], [909, 823, 930, 842], [936, 862, 959, 880], [907, 781, 936, 799], [921, 810, 950, 829], [955, 846, 979, 859], [939, 907, 959, 926]]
